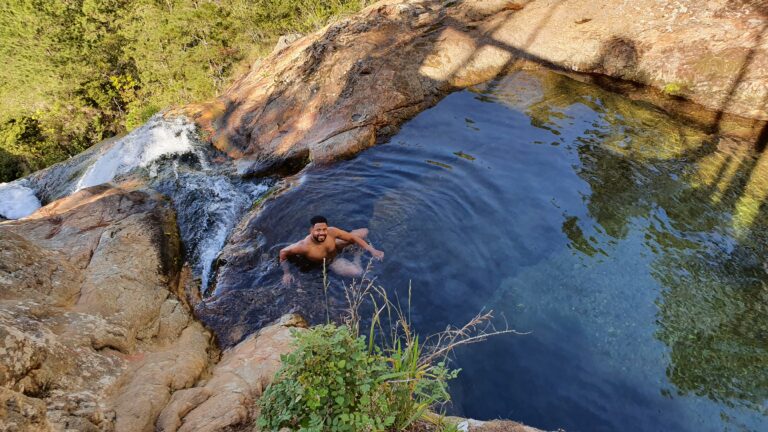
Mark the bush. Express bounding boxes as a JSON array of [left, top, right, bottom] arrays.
[[259, 264, 515, 432], [257, 324, 457, 432]]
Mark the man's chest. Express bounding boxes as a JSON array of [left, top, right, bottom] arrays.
[[305, 240, 336, 259]]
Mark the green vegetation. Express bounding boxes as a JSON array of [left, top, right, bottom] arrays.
[[0, 0, 368, 182], [259, 267, 511, 431], [258, 325, 458, 432], [661, 82, 685, 97]]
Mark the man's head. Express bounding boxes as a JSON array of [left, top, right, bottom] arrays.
[[309, 215, 328, 243]]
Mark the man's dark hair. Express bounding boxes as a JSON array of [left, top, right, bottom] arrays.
[[310, 215, 328, 227]]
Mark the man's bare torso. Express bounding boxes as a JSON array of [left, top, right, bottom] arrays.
[[295, 227, 343, 263], [280, 221, 380, 282]]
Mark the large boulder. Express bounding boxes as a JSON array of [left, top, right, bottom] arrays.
[[156, 314, 307, 432], [185, 0, 767, 173], [0, 184, 214, 431]]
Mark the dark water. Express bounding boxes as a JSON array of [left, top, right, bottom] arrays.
[[227, 69, 768, 431]]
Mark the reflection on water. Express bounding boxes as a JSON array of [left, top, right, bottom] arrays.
[[505, 72, 768, 417], [217, 69, 768, 431]]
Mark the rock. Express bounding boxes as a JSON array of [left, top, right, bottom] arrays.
[[0, 230, 82, 306], [434, 416, 544, 432], [460, 419, 543, 432], [183, 0, 767, 172], [109, 324, 211, 432], [0, 184, 214, 431], [273, 33, 304, 54], [0, 387, 51, 432], [156, 314, 307, 432], [175, 265, 203, 311]]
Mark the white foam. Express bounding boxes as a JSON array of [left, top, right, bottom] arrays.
[[76, 115, 196, 190], [0, 181, 42, 219], [168, 174, 269, 290]]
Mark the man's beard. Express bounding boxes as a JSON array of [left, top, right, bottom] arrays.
[[313, 235, 326, 242]]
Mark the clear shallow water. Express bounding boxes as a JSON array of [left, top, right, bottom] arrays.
[[250, 69, 768, 431]]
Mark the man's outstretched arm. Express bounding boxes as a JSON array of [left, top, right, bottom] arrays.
[[331, 228, 384, 260], [279, 243, 303, 285]]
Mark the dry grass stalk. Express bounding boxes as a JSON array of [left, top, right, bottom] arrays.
[[339, 260, 525, 365]]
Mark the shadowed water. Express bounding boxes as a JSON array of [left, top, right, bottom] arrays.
[[211, 69, 768, 431]]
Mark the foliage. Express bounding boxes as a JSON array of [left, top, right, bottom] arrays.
[[257, 324, 457, 432], [662, 82, 685, 97], [259, 264, 516, 431], [518, 69, 768, 410], [0, 0, 368, 181]]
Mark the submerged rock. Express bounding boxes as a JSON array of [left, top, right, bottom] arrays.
[[186, 0, 768, 172]]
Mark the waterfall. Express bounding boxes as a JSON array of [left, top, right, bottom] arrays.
[[76, 115, 196, 191], [0, 180, 41, 219], [152, 169, 269, 291], [8, 114, 271, 290]]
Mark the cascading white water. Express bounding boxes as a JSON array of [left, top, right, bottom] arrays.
[[71, 114, 273, 291], [153, 171, 269, 291], [0, 180, 41, 219], [7, 113, 271, 290], [76, 115, 196, 190]]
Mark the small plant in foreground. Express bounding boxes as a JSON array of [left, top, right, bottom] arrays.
[[258, 262, 519, 431], [257, 324, 457, 431], [662, 82, 686, 97]]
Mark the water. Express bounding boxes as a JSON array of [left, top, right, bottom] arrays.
[[13, 114, 270, 290], [90, 116, 273, 290], [0, 180, 41, 219], [236, 70, 768, 431], [152, 165, 269, 290], [76, 115, 197, 191]]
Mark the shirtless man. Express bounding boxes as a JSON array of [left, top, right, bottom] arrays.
[[279, 215, 384, 286]]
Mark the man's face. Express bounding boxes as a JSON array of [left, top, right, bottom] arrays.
[[310, 223, 328, 243]]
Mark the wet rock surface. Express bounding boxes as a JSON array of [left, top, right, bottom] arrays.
[[186, 0, 768, 172]]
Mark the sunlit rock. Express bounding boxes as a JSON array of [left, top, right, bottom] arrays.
[[0, 185, 213, 431]]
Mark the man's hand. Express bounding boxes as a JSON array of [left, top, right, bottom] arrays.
[[371, 248, 384, 261], [282, 272, 295, 286]]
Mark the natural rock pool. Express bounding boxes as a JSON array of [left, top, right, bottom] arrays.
[[205, 68, 768, 431]]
